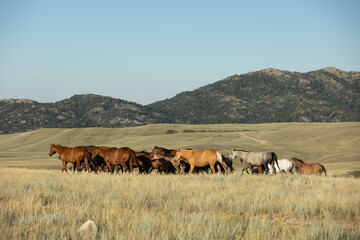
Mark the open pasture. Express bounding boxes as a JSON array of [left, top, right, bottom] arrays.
[[0, 123, 360, 239], [0, 168, 359, 239]]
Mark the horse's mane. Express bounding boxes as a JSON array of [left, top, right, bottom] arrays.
[[155, 146, 175, 153], [139, 150, 149, 153], [292, 157, 305, 164]]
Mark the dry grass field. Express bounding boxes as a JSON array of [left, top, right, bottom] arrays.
[[0, 168, 359, 239], [0, 123, 360, 239]]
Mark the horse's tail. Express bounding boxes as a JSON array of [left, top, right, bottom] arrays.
[[321, 165, 327, 177], [222, 154, 235, 172], [290, 161, 297, 174], [271, 152, 279, 173], [216, 151, 228, 174], [129, 148, 141, 174], [85, 148, 99, 173], [82, 148, 93, 173]]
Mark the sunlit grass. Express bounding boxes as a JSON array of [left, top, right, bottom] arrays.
[[1, 168, 359, 239]]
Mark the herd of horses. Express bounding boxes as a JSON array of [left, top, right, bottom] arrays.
[[49, 144, 327, 176]]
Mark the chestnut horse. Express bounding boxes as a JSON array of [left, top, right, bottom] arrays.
[[49, 144, 91, 173], [291, 157, 327, 176], [171, 149, 227, 174], [92, 147, 138, 174]]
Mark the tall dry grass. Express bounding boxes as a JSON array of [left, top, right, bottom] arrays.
[[0, 168, 359, 239]]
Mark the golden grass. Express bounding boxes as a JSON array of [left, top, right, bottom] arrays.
[[0, 168, 359, 239], [0, 123, 359, 238]]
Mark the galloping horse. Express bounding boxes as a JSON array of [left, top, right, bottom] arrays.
[[49, 144, 91, 173], [291, 157, 327, 176], [171, 149, 227, 174], [229, 149, 279, 174], [92, 147, 138, 174]]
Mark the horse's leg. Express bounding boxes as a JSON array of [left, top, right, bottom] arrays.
[[84, 157, 90, 173], [270, 162, 276, 175], [209, 164, 216, 174], [129, 159, 134, 174], [216, 164, 222, 174], [121, 163, 128, 174], [189, 165, 196, 174], [71, 162, 76, 172], [263, 164, 270, 175], [106, 162, 112, 174], [76, 161, 81, 173], [66, 162, 71, 173], [242, 163, 251, 175], [61, 161, 67, 173]]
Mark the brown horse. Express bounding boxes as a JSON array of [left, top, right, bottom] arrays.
[[291, 157, 327, 176], [150, 146, 178, 159], [172, 149, 226, 174], [92, 147, 138, 174], [49, 144, 91, 173]]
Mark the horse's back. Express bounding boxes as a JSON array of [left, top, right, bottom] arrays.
[[178, 149, 217, 166], [245, 151, 272, 165], [62, 146, 85, 161], [278, 159, 293, 168]]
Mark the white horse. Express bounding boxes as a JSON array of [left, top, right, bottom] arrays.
[[268, 159, 297, 174]]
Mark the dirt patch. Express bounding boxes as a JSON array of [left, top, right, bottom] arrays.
[[238, 132, 269, 145]]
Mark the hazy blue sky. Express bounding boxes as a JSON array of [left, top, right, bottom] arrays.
[[1, 0, 359, 105]]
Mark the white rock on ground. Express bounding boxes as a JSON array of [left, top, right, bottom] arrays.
[[78, 220, 98, 235]]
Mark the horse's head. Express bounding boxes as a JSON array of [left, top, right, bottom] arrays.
[[150, 146, 160, 159], [92, 147, 103, 158], [228, 150, 238, 160], [49, 144, 57, 156], [169, 151, 182, 168], [150, 146, 170, 159]]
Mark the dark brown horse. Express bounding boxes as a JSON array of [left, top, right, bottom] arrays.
[[84, 145, 109, 173], [92, 147, 138, 174], [49, 144, 91, 173], [135, 151, 153, 174], [149, 158, 176, 174], [291, 157, 327, 176]]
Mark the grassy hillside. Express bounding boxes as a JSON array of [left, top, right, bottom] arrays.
[[0, 123, 359, 172], [1, 168, 359, 239]]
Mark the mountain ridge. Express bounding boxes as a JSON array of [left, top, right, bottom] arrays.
[[1, 67, 359, 134]]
